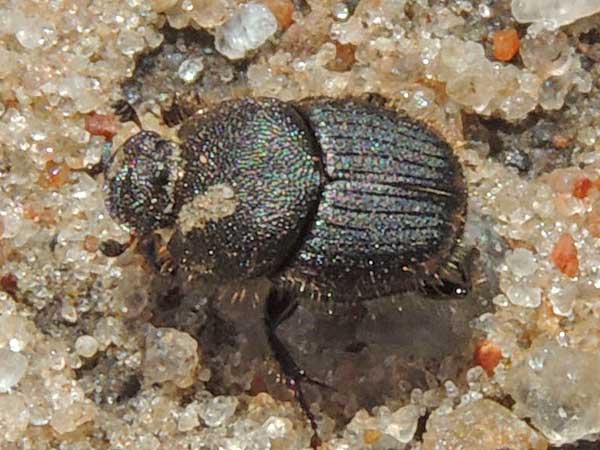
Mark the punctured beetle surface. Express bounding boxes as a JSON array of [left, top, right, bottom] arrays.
[[279, 97, 466, 300], [105, 96, 467, 301], [169, 98, 323, 281]]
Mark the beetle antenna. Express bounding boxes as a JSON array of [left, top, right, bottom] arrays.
[[74, 100, 142, 178], [112, 99, 143, 130]]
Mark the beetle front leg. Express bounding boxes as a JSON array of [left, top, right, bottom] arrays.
[[112, 99, 143, 129], [264, 289, 331, 449], [161, 92, 203, 127]]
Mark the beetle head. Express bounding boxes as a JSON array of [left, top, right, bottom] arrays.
[[104, 131, 182, 233]]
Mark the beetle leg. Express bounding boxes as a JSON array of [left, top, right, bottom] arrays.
[[99, 238, 131, 257], [161, 92, 202, 127], [425, 245, 478, 297], [265, 289, 298, 328], [78, 160, 105, 177], [264, 289, 332, 448], [72, 141, 117, 178], [358, 92, 388, 107], [137, 233, 172, 273], [112, 99, 143, 129], [98, 233, 174, 274]]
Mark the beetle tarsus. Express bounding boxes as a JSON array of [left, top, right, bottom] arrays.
[[264, 289, 330, 449], [77, 160, 105, 177], [429, 244, 478, 297]]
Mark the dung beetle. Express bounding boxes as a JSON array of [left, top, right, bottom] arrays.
[[104, 95, 469, 447]]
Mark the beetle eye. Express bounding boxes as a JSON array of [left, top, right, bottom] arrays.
[[155, 169, 170, 187]]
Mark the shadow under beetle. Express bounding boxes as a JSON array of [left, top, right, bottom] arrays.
[[103, 95, 470, 447]]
